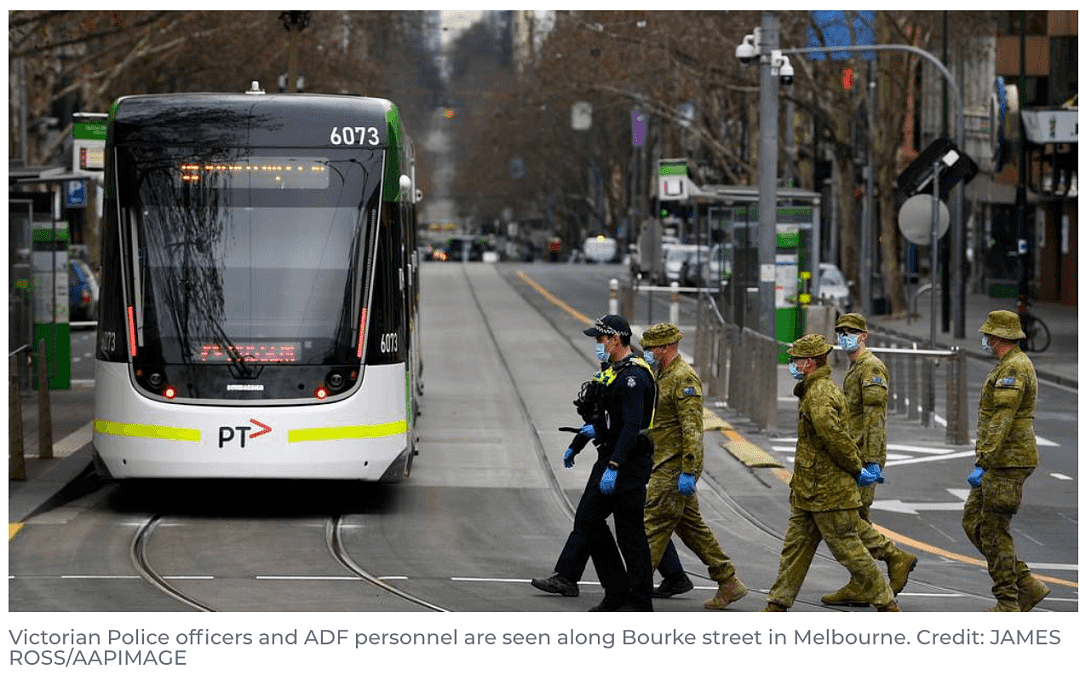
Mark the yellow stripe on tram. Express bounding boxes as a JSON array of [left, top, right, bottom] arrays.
[[289, 420, 408, 443], [94, 419, 201, 442]]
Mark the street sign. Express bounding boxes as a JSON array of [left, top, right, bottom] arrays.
[[898, 194, 950, 246], [895, 137, 978, 201], [65, 180, 87, 208]]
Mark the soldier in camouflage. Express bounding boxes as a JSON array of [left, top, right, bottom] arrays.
[[963, 310, 1049, 612], [820, 314, 918, 607], [763, 334, 899, 612], [640, 323, 747, 610]]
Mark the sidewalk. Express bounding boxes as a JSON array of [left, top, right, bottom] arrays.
[[8, 384, 96, 527], [871, 292, 1078, 389]]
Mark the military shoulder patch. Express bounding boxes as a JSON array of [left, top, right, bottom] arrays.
[[865, 376, 887, 388], [683, 386, 698, 396], [996, 376, 1019, 388]]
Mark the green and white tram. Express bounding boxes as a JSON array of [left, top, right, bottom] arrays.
[[92, 83, 422, 480]]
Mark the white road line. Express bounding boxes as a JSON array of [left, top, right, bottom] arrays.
[[255, 576, 363, 580], [1050, 473, 1074, 481]]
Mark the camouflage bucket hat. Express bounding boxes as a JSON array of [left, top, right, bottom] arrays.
[[835, 313, 868, 332], [979, 310, 1025, 341], [787, 333, 833, 358], [641, 322, 684, 348]]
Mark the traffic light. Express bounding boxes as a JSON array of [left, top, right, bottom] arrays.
[[842, 68, 855, 91]]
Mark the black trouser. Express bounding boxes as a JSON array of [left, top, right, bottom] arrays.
[[555, 530, 683, 582], [573, 455, 653, 610]]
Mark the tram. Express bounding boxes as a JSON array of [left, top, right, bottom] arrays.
[[92, 83, 422, 480]]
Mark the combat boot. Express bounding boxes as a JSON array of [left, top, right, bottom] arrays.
[[820, 581, 870, 607], [530, 573, 579, 597], [589, 595, 630, 612], [985, 600, 1021, 612], [876, 601, 902, 612], [886, 551, 918, 595], [703, 577, 748, 610], [761, 602, 787, 612], [653, 572, 694, 598], [1017, 576, 1051, 611]]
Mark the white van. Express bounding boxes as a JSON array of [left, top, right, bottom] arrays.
[[583, 236, 618, 263]]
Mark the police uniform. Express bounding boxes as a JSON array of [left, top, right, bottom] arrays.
[[573, 315, 656, 611], [764, 334, 896, 611], [821, 314, 917, 606], [962, 311, 1047, 611], [641, 323, 746, 610]]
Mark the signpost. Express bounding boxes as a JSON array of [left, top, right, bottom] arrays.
[[31, 224, 71, 390]]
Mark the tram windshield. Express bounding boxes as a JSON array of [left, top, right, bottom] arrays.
[[115, 145, 383, 366]]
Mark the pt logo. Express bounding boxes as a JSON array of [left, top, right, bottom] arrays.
[[219, 418, 272, 448]]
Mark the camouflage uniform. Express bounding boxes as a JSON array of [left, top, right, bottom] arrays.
[[963, 311, 1041, 610], [641, 325, 741, 605], [765, 334, 894, 610], [826, 313, 915, 604]]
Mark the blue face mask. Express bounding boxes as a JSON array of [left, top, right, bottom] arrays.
[[595, 343, 609, 363], [788, 361, 805, 380], [643, 349, 656, 367], [981, 335, 993, 355], [837, 333, 860, 353]]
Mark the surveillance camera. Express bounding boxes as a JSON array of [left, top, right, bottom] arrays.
[[779, 59, 794, 86], [735, 34, 757, 65]]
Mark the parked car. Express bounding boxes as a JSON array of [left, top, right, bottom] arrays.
[[583, 235, 618, 263], [68, 258, 99, 323], [682, 242, 733, 288], [818, 262, 852, 312], [663, 244, 709, 285]]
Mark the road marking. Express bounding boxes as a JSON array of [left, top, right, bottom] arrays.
[[515, 271, 592, 325], [1050, 472, 1074, 481], [885, 449, 975, 466], [765, 464, 1077, 590], [874, 488, 970, 514]]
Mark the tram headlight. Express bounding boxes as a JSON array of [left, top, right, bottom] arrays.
[[163, 385, 177, 399], [314, 386, 329, 400], [148, 372, 164, 388], [328, 372, 345, 389]]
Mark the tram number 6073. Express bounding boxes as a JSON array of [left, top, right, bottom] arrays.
[[329, 126, 380, 146], [379, 333, 398, 353]]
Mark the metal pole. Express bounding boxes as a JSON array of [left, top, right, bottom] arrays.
[[758, 12, 779, 342], [931, 161, 940, 347]]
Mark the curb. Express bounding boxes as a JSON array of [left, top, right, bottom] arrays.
[[8, 444, 95, 525], [704, 408, 783, 469]]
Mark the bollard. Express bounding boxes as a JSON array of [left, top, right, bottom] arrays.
[[10, 361, 25, 480], [36, 338, 53, 459], [920, 358, 934, 427], [946, 348, 970, 445], [609, 278, 619, 316], [669, 282, 679, 324]]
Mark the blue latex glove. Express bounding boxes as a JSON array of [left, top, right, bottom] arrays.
[[599, 467, 618, 495], [967, 467, 985, 488], [563, 447, 578, 468], [677, 472, 696, 496], [856, 467, 877, 487], [866, 462, 885, 484], [579, 424, 595, 439]]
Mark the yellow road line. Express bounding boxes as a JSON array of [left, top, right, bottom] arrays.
[[516, 271, 593, 325], [764, 465, 1076, 589]]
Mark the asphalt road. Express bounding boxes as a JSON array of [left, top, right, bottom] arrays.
[[8, 261, 1076, 615]]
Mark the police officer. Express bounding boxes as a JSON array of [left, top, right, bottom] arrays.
[[563, 315, 656, 611], [532, 351, 688, 599], [962, 310, 1049, 612], [763, 334, 899, 612], [640, 322, 747, 610], [821, 313, 918, 606]]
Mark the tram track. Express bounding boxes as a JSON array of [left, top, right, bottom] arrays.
[[131, 514, 218, 612]]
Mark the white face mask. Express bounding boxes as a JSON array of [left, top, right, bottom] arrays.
[[981, 335, 994, 355], [835, 333, 857, 353], [788, 361, 805, 380], [595, 343, 609, 363], [643, 349, 657, 367]]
